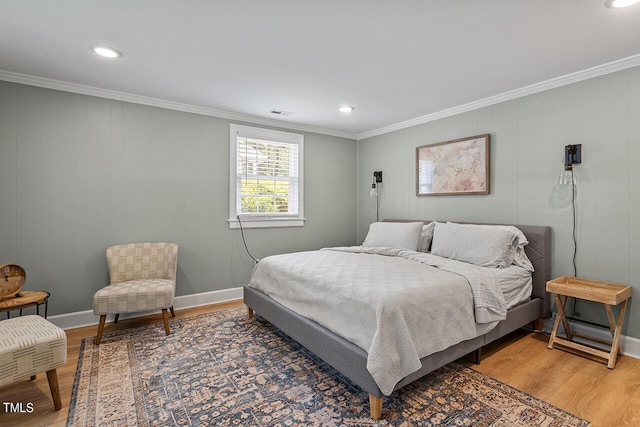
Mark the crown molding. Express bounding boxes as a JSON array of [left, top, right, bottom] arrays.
[[0, 70, 358, 141], [3, 53, 640, 143], [357, 53, 640, 141]]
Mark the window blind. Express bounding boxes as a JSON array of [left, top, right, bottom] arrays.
[[236, 136, 299, 217]]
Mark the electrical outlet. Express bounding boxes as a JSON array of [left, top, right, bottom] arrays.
[[373, 171, 382, 183]]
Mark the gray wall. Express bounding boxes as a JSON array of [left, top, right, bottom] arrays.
[[4, 65, 639, 339], [0, 81, 357, 316], [357, 66, 640, 339]]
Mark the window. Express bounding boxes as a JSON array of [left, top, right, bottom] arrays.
[[229, 124, 304, 228]]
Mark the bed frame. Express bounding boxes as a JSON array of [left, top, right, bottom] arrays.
[[243, 220, 551, 419]]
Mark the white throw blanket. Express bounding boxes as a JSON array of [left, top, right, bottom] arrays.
[[247, 247, 507, 395]]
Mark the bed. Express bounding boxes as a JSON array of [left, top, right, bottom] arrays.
[[243, 220, 551, 419]]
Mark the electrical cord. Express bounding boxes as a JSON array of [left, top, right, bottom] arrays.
[[566, 172, 609, 330], [237, 215, 258, 264], [571, 170, 578, 279], [570, 169, 580, 319]]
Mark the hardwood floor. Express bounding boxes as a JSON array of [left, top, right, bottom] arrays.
[[466, 328, 640, 427], [1, 302, 638, 426]]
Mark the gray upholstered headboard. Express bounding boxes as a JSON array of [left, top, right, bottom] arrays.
[[383, 219, 552, 318]]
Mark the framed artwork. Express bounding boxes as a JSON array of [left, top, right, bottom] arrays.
[[416, 134, 490, 196]]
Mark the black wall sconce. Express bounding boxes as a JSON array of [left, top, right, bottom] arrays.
[[370, 171, 382, 221], [559, 144, 582, 280], [564, 144, 582, 171], [560, 144, 581, 185], [370, 171, 382, 196]]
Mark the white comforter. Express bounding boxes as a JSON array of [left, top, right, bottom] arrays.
[[247, 246, 509, 395]]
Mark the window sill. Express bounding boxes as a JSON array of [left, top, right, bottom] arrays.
[[228, 218, 306, 229]]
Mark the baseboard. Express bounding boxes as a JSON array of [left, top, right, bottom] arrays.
[[543, 315, 640, 360], [46, 287, 244, 330], [44, 292, 640, 361]]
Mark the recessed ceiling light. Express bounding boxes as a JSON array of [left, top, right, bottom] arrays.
[[91, 45, 122, 58], [605, 0, 640, 8], [339, 105, 355, 113]]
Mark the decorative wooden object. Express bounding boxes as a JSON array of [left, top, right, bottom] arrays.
[[0, 263, 26, 300], [546, 276, 632, 369], [0, 291, 50, 316], [0, 264, 51, 318]]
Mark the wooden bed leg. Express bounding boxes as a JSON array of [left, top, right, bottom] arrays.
[[475, 347, 482, 365], [369, 394, 383, 420], [533, 317, 544, 331], [247, 306, 254, 319]]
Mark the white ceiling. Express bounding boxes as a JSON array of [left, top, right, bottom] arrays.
[[1, 1, 640, 139]]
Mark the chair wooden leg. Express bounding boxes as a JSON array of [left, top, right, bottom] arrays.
[[96, 315, 107, 345], [162, 309, 171, 335], [46, 369, 62, 411], [113, 314, 119, 324], [170, 305, 176, 318]]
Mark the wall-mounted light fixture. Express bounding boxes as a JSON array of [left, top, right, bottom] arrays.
[[559, 144, 582, 283], [370, 171, 382, 221], [370, 171, 382, 197], [559, 144, 581, 185], [564, 144, 582, 171]]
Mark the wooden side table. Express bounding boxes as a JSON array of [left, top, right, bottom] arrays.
[[546, 276, 632, 369], [0, 291, 50, 319]]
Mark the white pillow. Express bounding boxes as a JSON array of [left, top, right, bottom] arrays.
[[363, 222, 424, 251], [447, 222, 534, 271], [416, 222, 436, 252], [431, 222, 518, 268]]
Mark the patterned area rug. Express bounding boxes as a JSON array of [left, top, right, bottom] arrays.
[[68, 308, 590, 426]]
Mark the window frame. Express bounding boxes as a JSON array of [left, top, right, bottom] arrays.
[[228, 124, 305, 229]]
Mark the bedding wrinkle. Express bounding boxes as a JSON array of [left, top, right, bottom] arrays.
[[248, 247, 505, 395]]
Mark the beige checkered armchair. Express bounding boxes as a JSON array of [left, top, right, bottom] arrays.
[[93, 243, 178, 344]]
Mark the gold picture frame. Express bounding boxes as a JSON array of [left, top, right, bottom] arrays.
[[416, 134, 490, 196]]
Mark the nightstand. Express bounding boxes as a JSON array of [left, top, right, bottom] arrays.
[[546, 276, 632, 369]]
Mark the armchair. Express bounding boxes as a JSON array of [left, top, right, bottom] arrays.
[[92, 243, 178, 344]]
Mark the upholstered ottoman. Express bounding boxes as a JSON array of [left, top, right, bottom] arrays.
[[0, 315, 67, 410]]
